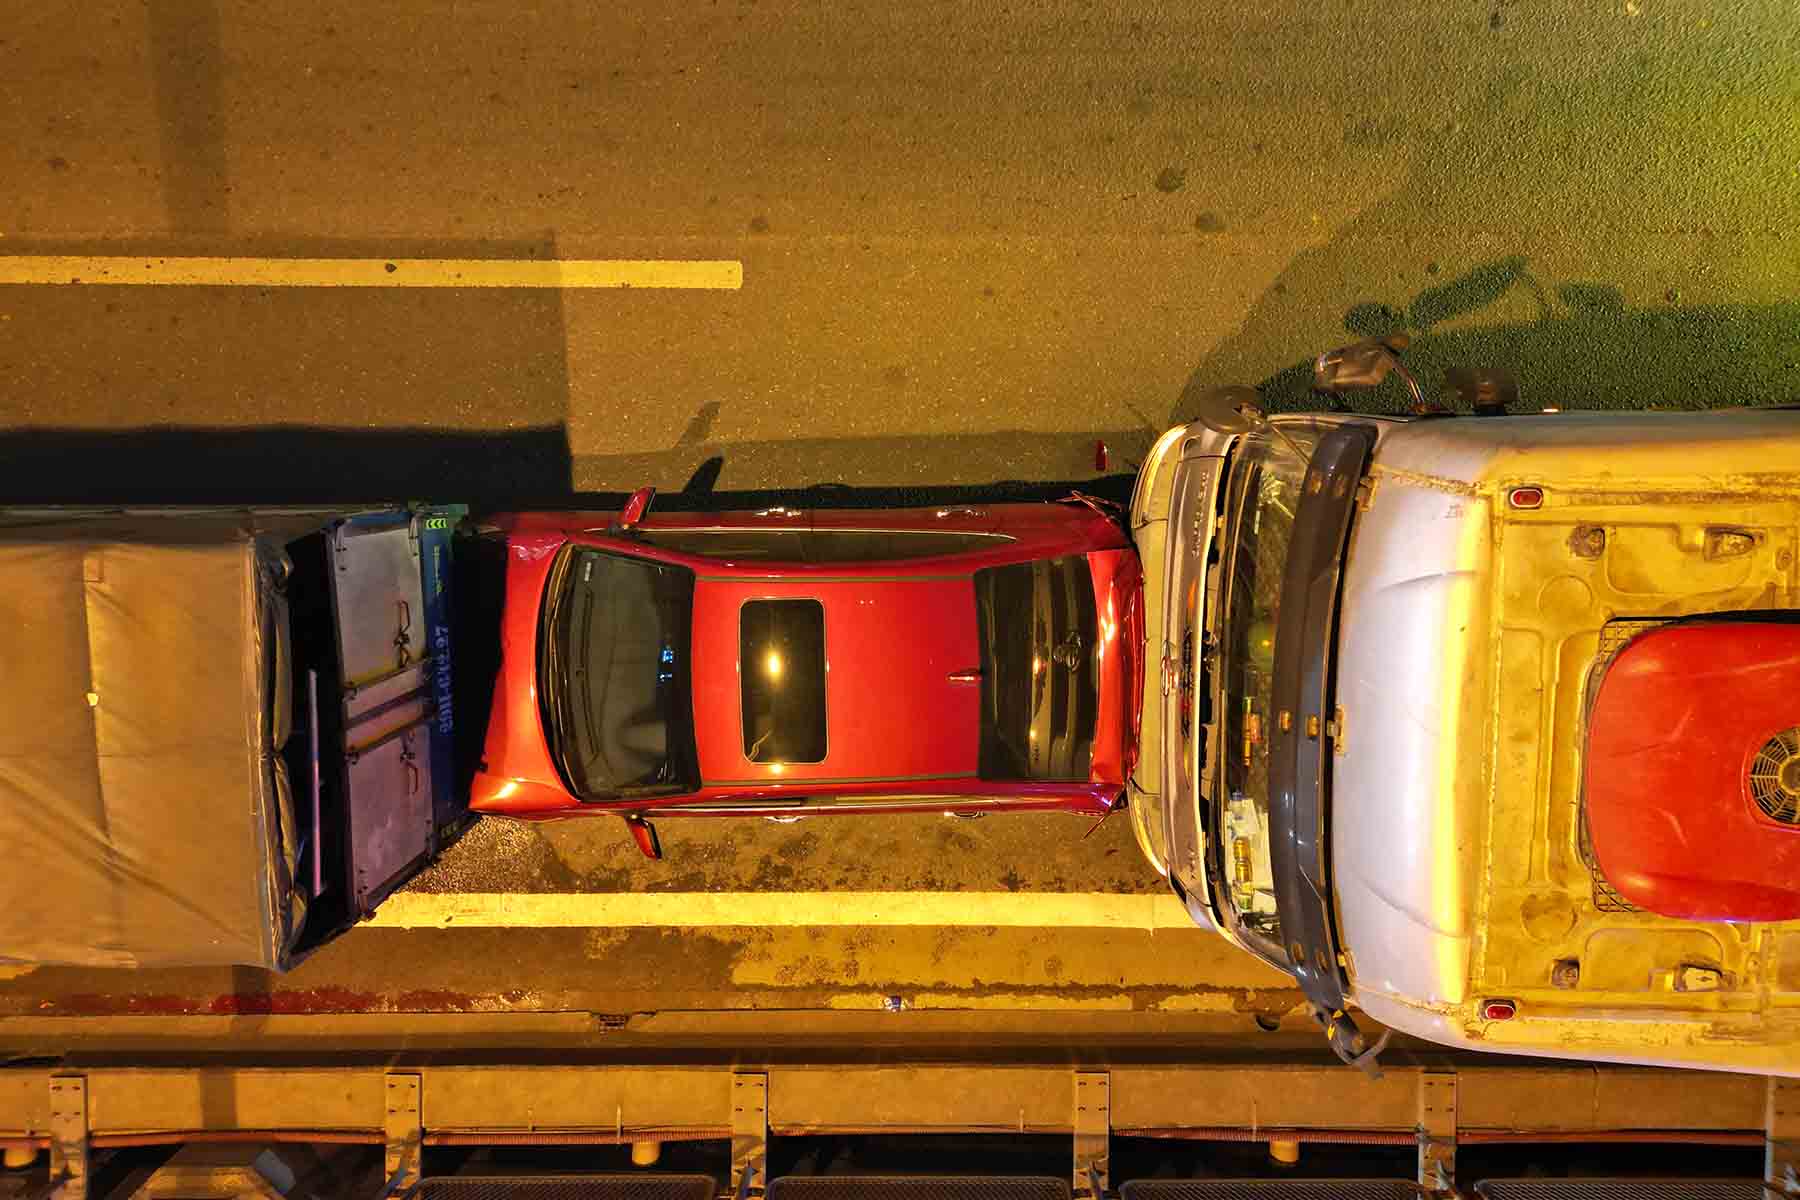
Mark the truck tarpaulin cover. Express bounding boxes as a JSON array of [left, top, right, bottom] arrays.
[[0, 514, 305, 969]]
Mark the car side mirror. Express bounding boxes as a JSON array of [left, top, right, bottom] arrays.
[[617, 486, 656, 533], [1313, 334, 1409, 394], [1194, 385, 1267, 435]]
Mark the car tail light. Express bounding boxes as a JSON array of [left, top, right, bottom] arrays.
[[1482, 998, 1517, 1021], [1507, 486, 1544, 510]]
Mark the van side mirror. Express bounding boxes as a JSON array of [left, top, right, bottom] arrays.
[[1315, 335, 1439, 414], [1313, 335, 1409, 394], [617, 486, 656, 533], [1195, 385, 1267, 435]]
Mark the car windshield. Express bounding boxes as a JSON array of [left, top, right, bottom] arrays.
[[1216, 425, 1319, 966], [541, 548, 700, 798]]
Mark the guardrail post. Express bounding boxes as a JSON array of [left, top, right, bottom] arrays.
[[1073, 1071, 1110, 1200], [47, 1073, 88, 1200], [1417, 1070, 1457, 1196], [731, 1072, 768, 1200], [383, 1072, 423, 1196], [1769, 1077, 1800, 1195]]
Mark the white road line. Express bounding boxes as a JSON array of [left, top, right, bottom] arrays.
[[0, 256, 742, 289], [371, 891, 1193, 931]]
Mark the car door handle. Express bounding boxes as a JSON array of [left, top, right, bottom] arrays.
[[934, 506, 987, 520]]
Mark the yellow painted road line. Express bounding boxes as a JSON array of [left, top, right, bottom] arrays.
[[0, 256, 742, 289], [371, 891, 1194, 931]]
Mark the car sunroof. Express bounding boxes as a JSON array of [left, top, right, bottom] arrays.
[[740, 598, 827, 764]]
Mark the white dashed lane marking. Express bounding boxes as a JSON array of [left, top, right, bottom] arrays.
[[0, 256, 742, 289]]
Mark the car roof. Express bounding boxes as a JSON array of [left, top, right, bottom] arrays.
[[689, 575, 981, 787]]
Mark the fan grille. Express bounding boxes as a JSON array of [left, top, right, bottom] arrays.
[[1749, 726, 1800, 823]]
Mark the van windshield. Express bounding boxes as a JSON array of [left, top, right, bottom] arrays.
[[540, 549, 700, 798], [1216, 426, 1319, 966]]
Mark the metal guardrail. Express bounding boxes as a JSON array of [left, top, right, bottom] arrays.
[[1125, 1184, 1770, 1200], [1, 1065, 1791, 1199], [1124, 1185, 1421, 1200], [766, 1178, 1071, 1200], [406, 1180, 1771, 1200], [416, 1176, 719, 1200], [1469, 1182, 1764, 1199]]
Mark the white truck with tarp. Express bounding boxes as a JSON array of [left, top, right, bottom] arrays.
[[0, 506, 468, 971]]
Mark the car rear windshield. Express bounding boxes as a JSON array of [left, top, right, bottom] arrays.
[[740, 598, 827, 764], [541, 548, 700, 798], [974, 556, 1097, 782]]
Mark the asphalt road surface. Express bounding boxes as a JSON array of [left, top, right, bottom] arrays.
[[2, 1, 1797, 1030]]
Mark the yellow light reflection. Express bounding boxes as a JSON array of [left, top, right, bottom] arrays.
[[765, 651, 783, 680], [770, 762, 785, 775], [1431, 500, 1483, 1007]]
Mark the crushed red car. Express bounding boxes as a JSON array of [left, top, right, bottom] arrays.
[[470, 489, 1142, 854]]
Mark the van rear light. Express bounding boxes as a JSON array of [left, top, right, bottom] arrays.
[[1482, 998, 1518, 1021], [1507, 486, 1544, 510]]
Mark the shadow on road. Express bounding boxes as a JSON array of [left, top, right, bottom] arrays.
[[0, 425, 575, 505], [0, 231, 1154, 506], [571, 425, 1156, 509], [1178, 256, 1800, 422], [0, 233, 577, 504]]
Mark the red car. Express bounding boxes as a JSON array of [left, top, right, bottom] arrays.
[[470, 489, 1143, 855]]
